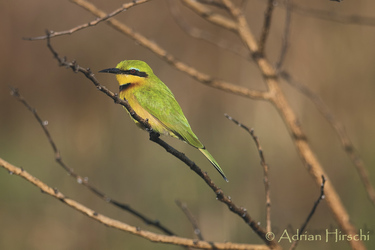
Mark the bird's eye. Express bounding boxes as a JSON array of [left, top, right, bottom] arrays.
[[130, 69, 137, 74]]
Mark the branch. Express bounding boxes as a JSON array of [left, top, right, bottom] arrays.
[[181, 0, 238, 32], [258, 0, 275, 56], [280, 71, 375, 207], [176, 200, 205, 241], [289, 176, 326, 250], [291, 3, 375, 27], [225, 114, 271, 233], [275, 0, 292, 71], [0, 157, 269, 250], [168, 1, 250, 59], [45, 36, 280, 249], [220, 1, 364, 249], [23, 0, 150, 40], [9, 86, 175, 236], [23, 0, 268, 100], [69, 0, 269, 100]]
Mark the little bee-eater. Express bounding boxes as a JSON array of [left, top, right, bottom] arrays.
[[99, 60, 227, 181]]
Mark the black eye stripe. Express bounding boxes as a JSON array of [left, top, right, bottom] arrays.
[[121, 69, 148, 78]]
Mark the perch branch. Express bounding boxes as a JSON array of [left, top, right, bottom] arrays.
[[9, 86, 175, 236], [45, 36, 280, 249], [69, 0, 270, 100], [0, 157, 269, 250]]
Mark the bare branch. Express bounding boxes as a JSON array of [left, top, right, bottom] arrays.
[[275, 0, 292, 71], [290, 3, 375, 27], [45, 36, 280, 249], [224, 114, 271, 233], [280, 71, 375, 207], [181, 0, 238, 32], [220, 1, 364, 249], [258, 0, 275, 56], [289, 176, 326, 250], [196, 0, 227, 9], [0, 158, 269, 250], [168, 1, 250, 59], [23, 0, 151, 40], [175, 200, 205, 241], [28, 0, 268, 100], [9, 86, 175, 236]]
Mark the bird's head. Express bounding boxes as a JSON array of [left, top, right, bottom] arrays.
[[99, 60, 153, 86]]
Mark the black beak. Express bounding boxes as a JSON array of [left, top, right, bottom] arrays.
[[99, 68, 121, 74]]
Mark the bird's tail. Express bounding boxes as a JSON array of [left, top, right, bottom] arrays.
[[199, 148, 228, 182]]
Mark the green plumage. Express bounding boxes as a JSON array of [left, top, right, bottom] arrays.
[[99, 60, 228, 181]]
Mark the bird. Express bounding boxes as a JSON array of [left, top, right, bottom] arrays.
[[99, 60, 228, 181]]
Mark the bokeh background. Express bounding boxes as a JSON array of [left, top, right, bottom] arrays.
[[1, 0, 375, 249]]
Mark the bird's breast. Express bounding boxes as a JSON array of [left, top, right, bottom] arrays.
[[119, 86, 172, 136]]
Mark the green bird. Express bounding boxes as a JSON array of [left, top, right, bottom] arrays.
[[99, 60, 227, 181]]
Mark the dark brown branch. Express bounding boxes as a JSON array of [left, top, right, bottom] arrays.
[[275, 0, 292, 71], [23, 0, 150, 40], [196, 0, 226, 9], [45, 34, 279, 249], [176, 200, 205, 241], [289, 175, 326, 250], [10, 86, 175, 236], [258, 0, 275, 56], [290, 3, 375, 27], [225, 114, 271, 233]]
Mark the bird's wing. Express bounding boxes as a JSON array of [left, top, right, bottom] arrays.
[[134, 84, 204, 149]]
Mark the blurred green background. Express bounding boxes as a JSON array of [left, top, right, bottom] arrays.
[[1, 0, 375, 249]]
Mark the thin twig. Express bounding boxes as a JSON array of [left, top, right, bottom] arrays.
[[175, 200, 205, 241], [0, 158, 268, 250], [27, 0, 268, 100], [280, 71, 375, 207], [44, 36, 279, 249], [275, 0, 292, 71], [168, 1, 249, 59], [224, 114, 271, 233], [9, 86, 175, 236], [221, 2, 364, 249], [289, 175, 326, 250], [23, 0, 150, 40], [290, 2, 375, 27], [181, 0, 238, 32], [258, 0, 275, 56], [196, 0, 227, 9], [72, 0, 269, 100]]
